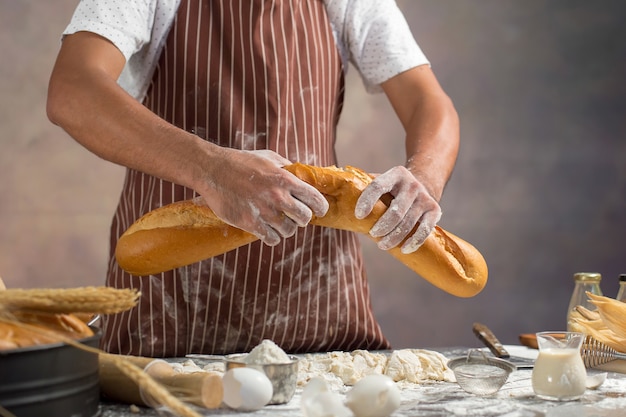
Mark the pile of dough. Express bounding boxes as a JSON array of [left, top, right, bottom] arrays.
[[297, 349, 455, 390]]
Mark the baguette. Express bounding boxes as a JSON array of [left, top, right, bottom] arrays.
[[115, 163, 488, 297]]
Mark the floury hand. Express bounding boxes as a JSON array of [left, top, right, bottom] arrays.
[[354, 165, 441, 254], [200, 149, 329, 246]]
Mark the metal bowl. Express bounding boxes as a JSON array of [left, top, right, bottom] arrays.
[[225, 353, 300, 404], [0, 328, 101, 417], [448, 352, 516, 396]]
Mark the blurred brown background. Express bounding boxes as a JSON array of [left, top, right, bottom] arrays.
[[2, 0, 625, 348]]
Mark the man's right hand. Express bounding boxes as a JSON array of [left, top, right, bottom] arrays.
[[199, 149, 329, 246]]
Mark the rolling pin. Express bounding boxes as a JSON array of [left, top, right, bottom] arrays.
[[99, 354, 223, 409]]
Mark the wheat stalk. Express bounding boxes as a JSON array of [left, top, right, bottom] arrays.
[[0, 287, 139, 314]]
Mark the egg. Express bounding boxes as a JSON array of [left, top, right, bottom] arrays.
[[221, 367, 273, 411], [301, 377, 352, 417], [345, 374, 401, 417]]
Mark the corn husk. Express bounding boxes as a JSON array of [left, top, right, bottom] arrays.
[[588, 292, 626, 340], [569, 293, 626, 352]]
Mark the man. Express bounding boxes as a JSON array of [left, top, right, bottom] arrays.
[[47, 0, 459, 357]]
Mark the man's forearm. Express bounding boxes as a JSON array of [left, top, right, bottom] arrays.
[[404, 91, 459, 202], [382, 65, 460, 202], [46, 32, 221, 197]]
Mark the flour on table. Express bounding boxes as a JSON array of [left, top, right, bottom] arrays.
[[297, 349, 455, 390], [168, 358, 225, 374], [244, 339, 291, 364], [172, 339, 291, 374], [171, 359, 206, 373], [173, 344, 454, 392]]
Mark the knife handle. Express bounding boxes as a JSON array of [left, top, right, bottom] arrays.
[[472, 322, 510, 358]]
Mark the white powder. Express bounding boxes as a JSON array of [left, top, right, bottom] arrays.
[[297, 349, 455, 390], [244, 339, 291, 364]]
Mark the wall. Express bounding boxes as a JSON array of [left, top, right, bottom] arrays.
[[1, 0, 625, 348]]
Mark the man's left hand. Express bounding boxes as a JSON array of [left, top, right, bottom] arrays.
[[354, 166, 442, 254]]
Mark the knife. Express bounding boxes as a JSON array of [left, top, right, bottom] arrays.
[[472, 322, 535, 369]]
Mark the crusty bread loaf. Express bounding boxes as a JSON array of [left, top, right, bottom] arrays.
[[115, 163, 488, 297], [0, 312, 94, 350]]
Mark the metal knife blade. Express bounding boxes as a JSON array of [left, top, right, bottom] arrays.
[[472, 322, 535, 369]]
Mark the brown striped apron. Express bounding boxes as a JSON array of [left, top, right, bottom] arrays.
[[102, 0, 390, 357]]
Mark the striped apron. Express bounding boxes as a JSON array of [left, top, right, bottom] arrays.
[[102, 0, 390, 357]]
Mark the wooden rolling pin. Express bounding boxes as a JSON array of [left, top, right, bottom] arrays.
[[99, 354, 223, 409]]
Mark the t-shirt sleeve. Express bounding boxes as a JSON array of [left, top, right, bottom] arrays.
[[342, 0, 430, 93], [63, 0, 155, 61], [61, 0, 178, 101]]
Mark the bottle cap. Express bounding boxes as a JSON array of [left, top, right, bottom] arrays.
[[573, 272, 601, 282], [620, 274, 626, 282]]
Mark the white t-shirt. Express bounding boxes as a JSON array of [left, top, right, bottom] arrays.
[[63, 0, 429, 101]]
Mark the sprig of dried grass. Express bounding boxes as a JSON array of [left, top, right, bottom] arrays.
[[0, 286, 140, 314]]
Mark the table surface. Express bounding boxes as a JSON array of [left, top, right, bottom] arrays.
[[98, 346, 626, 417]]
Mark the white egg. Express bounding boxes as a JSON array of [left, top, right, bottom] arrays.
[[301, 377, 352, 417], [221, 367, 273, 411], [345, 374, 401, 417]]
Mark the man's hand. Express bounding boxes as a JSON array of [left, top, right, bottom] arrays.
[[354, 166, 441, 254], [201, 149, 329, 246]]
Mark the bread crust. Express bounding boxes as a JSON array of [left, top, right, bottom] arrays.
[[115, 163, 488, 297], [0, 312, 94, 350]]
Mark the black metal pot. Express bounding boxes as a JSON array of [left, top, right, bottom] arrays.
[[0, 328, 101, 417]]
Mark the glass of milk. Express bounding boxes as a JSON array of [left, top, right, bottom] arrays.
[[531, 331, 587, 401]]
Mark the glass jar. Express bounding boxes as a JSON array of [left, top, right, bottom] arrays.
[[566, 272, 602, 331], [616, 274, 626, 302], [532, 331, 587, 401]]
